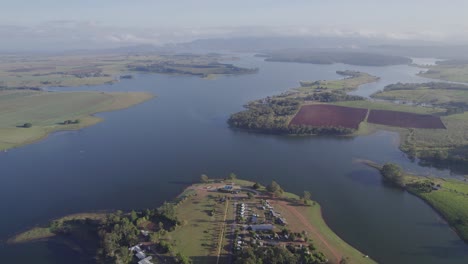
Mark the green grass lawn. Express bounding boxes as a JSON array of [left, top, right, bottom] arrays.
[[167, 191, 232, 264], [8, 212, 107, 244], [0, 90, 153, 150], [333, 100, 444, 114], [372, 88, 468, 107], [277, 192, 376, 264], [365, 161, 468, 244], [0, 53, 252, 89], [418, 64, 468, 83], [297, 72, 379, 92], [404, 177, 468, 242]]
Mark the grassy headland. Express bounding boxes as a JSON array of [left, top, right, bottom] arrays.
[[228, 70, 379, 135], [0, 90, 154, 151], [260, 50, 412, 66], [369, 82, 468, 164], [0, 53, 258, 89], [363, 161, 468, 243], [229, 69, 468, 166], [9, 177, 376, 264], [417, 60, 468, 83]]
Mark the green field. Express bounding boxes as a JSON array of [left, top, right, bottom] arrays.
[[415, 180, 468, 242], [276, 190, 375, 264], [297, 71, 379, 92], [418, 64, 468, 83], [371, 83, 468, 108], [0, 53, 256, 89], [365, 161, 468, 243], [332, 100, 443, 114], [8, 212, 107, 244], [0, 90, 154, 150], [333, 100, 468, 162]]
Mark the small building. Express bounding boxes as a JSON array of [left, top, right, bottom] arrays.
[[247, 224, 274, 232], [276, 217, 287, 225], [136, 251, 147, 260], [129, 245, 142, 252], [251, 215, 258, 223], [218, 185, 234, 193], [138, 256, 153, 264], [141, 230, 150, 236]]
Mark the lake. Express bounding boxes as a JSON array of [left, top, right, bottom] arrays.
[[0, 55, 467, 264]]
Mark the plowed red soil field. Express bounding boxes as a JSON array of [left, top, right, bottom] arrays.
[[290, 104, 368, 129], [368, 110, 446, 129]]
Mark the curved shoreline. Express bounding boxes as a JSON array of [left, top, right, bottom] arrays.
[[0, 91, 155, 152]]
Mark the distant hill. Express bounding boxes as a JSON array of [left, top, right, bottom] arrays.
[[370, 45, 468, 60], [261, 49, 412, 66]]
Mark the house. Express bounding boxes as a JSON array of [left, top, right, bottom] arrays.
[[251, 215, 258, 223], [129, 245, 142, 252], [138, 256, 154, 264], [276, 217, 287, 225], [136, 251, 147, 260], [247, 224, 274, 232], [219, 185, 234, 193]]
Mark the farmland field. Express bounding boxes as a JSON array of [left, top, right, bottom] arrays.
[[418, 63, 468, 83], [0, 53, 256, 89], [0, 90, 154, 150], [367, 110, 446, 129], [289, 104, 368, 129]]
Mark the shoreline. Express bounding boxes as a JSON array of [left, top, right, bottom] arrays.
[[0, 91, 155, 152], [8, 178, 376, 264], [359, 159, 468, 244]]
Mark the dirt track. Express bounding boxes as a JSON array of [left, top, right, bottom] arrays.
[[271, 199, 342, 263]]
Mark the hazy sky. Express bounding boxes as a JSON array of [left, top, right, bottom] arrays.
[[1, 0, 468, 50]]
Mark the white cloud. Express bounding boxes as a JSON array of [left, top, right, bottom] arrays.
[[1, 21, 468, 52]]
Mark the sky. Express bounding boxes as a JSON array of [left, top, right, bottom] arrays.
[[1, 0, 468, 51]]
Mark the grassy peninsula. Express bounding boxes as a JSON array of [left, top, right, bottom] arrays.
[[0, 90, 153, 151], [370, 82, 468, 164], [229, 69, 468, 166], [228, 70, 379, 135], [363, 161, 468, 243], [260, 50, 412, 66], [9, 176, 376, 264], [417, 59, 468, 83], [0, 53, 257, 89]]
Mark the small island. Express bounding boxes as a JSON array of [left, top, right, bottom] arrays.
[[9, 175, 376, 264]]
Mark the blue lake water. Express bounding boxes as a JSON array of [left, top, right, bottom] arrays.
[[0, 56, 467, 264]]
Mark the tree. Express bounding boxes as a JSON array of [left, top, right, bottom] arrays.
[[200, 174, 209, 183], [252, 182, 260, 189], [247, 192, 254, 199], [266, 181, 284, 197], [150, 233, 159, 243], [381, 163, 405, 187], [228, 173, 237, 180], [302, 191, 311, 205], [176, 252, 192, 264], [23, 123, 32, 128], [130, 210, 138, 223], [340, 257, 350, 264]]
